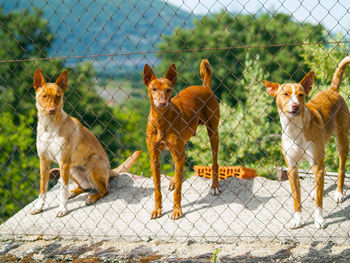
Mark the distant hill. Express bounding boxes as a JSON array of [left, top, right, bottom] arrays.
[[2, 0, 196, 73]]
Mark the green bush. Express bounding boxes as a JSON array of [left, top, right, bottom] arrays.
[[157, 11, 325, 106], [187, 54, 283, 178], [302, 33, 350, 172]]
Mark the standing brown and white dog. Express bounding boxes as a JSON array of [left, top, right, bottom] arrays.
[[31, 68, 141, 217], [264, 56, 350, 229]]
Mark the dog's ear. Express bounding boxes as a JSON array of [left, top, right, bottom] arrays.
[[263, 80, 279, 97], [165, 64, 177, 86], [299, 71, 314, 94], [143, 64, 156, 86], [55, 70, 68, 92], [33, 68, 46, 92]]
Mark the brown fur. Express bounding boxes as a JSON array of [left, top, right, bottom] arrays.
[[264, 56, 350, 228], [31, 68, 141, 217], [143, 59, 220, 220]]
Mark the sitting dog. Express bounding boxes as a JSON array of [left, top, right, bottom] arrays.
[[143, 59, 220, 220], [31, 68, 141, 217], [263, 56, 350, 228]]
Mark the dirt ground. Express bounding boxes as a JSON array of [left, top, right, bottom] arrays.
[[1, 238, 350, 262]]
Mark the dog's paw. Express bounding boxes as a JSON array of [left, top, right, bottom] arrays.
[[171, 208, 183, 220], [288, 212, 303, 229], [56, 210, 68, 218], [85, 197, 93, 205], [168, 180, 175, 191], [30, 208, 42, 215], [69, 187, 84, 199], [210, 186, 221, 196], [334, 191, 344, 204], [69, 192, 77, 200], [151, 208, 162, 219], [288, 220, 302, 229], [314, 207, 325, 229]]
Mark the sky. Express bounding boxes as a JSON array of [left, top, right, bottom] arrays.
[[164, 0, 350, 36]]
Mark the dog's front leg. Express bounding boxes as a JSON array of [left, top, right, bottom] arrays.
[[57, 159, 71, 217], [149, 144, 162, 219], [287, 166, 303, 229], [169, 145, 185, 220], [312, 163, 325, 229], [30, 155, 50, 215]]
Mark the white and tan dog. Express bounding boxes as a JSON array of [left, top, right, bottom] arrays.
[[31, 68, 141, 217], [264, 56, 350, 229]]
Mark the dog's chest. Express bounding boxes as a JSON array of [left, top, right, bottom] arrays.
[[280, 114, 314, 166], [37, 126, 65, 163]]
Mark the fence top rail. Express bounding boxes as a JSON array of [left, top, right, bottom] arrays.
[[0, 40, 349, 64]]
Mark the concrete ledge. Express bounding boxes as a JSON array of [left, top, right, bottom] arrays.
[[1, 174, 349, 243]]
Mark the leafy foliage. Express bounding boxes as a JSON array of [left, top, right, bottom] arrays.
[[0, 110, 38, 221], [302, 34, 350, 172], [1, 6, 347, 224], [0, 9, 139, 221], [302, 32, 350, 94], [0, 9, 54, 221], [157, 12, 325, 106], [187, 54, 283, 178]]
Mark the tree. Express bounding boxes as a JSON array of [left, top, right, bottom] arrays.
[[157, 12, 325, 106], [0, 8, 55, 221], [302, 33, 350, 172], [187, 54, 283, 178]]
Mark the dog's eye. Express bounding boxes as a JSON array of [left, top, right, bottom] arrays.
[[284, 93, 288, 96], [43, 95, 47, 98], [165, 89, 171, 93], [152, 88, 157, 92], [298, 93, 304, 97]]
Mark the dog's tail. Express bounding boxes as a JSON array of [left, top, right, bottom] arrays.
[[200, 59, 212, 88], [330, 56, 350, 92], [110, 150, 141, 177]]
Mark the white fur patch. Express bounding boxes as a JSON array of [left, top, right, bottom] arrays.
[[288, 85, 299, 112], [37, 114, 67, 163], [280, 109, 314, 167], [289, 211, 303, 229], [334, 191, 344, 203], [34, 193, 46, 211], [58, 178, 69, 216], [314, 207, 325, 229]]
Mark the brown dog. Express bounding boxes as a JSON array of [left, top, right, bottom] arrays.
[[264, 56, 350, 229], [31, 68, 141, 217], [143, 59, 220, 220]]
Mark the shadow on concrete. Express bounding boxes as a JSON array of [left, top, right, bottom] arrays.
[[181, 177, 272, 217]]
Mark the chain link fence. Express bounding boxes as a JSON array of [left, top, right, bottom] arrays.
[[0, 0, 350, 243]]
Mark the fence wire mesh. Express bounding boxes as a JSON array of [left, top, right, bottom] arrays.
[[0, 0, 350, 243]]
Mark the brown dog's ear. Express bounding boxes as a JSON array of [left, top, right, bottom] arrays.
[[299, 71, 314, 94], [55, 70, 68, 92], [143, 64, 156, 86], [263, 80, 279, 97], [165, 63, 177, 86], [33, 68, 46, 92]]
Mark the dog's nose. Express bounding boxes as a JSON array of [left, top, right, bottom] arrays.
[[291, 103, 300, 111], [158, 101, 167, 108], [48, 108, 56, 114]]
